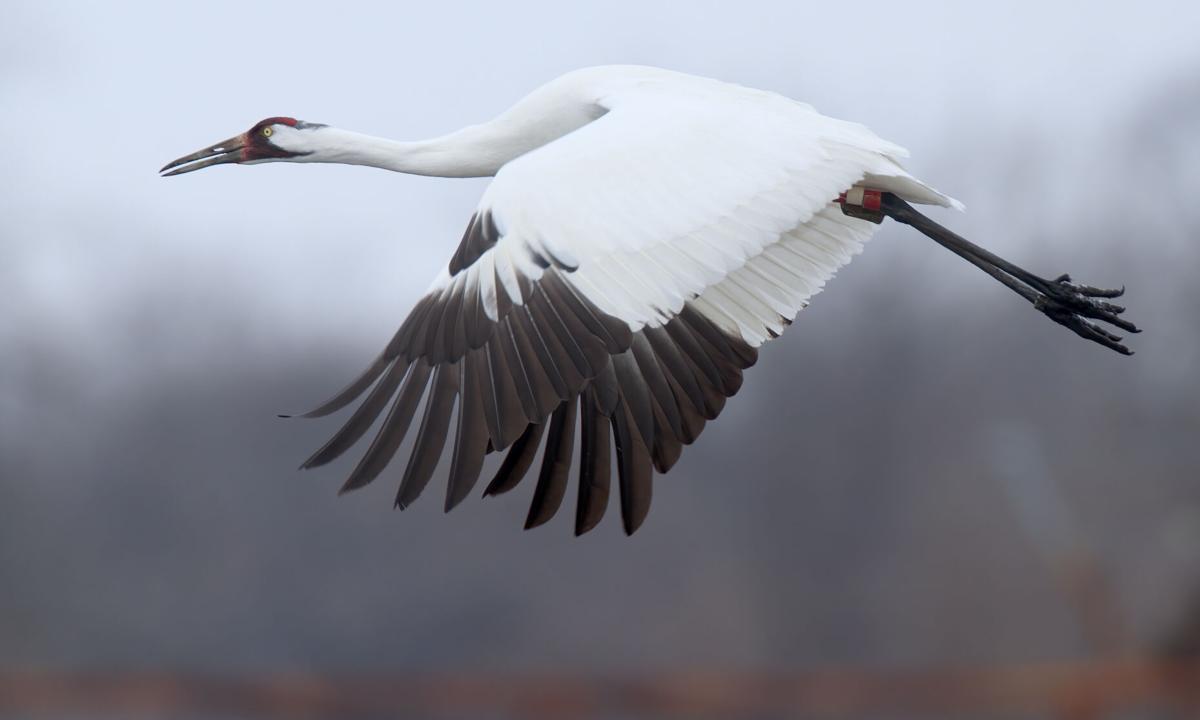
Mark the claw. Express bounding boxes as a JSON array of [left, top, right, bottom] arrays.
[[1078, 285, 1125, 299], [1035, 285, 1140, 354], [1036, 277, 1141, 339], [1105, 315, 1141, 334], [1068, 317, 1133, 356], [1104, 316, 1138, 334], [1089, 323, 1123, 343], [1050, 274, 1125, 300]]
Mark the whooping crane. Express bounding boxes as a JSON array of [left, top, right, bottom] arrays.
[[161, 66, 1139, 535]]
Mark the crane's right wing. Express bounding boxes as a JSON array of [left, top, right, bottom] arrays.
[[297, 78, 958, 534]]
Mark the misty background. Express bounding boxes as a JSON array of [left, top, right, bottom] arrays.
[[2, 0, 1199, 705]]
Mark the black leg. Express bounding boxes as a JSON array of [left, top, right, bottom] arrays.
[[878, 192, 1140, 355]]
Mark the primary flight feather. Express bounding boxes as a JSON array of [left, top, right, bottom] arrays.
[[162, 66, 1137, 535]]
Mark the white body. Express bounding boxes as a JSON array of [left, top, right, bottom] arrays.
[[270, 65, 960, 347], [231, 65, 966, 533]]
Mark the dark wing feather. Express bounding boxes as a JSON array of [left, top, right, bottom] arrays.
[[544, 271, 632, 353], [610, 353, 655, 452], [430, 274, 468, 363], [506, 310, 563, 418], [663, 370, 707, 444], [339, 361, 432, 493], [301, 218, 760, 535], [644, 325, 705, 417], [496, 317, 541, 422], [611, 397, 653, 536], [630, 333, 683, 440], [662, 314, 725, 396], [301, 358, 408, 469], [524, 299, 585, 394], [483, 421, 545, 497], [462, 272, 492, 348], [651, 402, 684, 473], [529, 283, 603, 379], [445, 360, 488, 511], [576, 388, 612, 536], [448, 212, 500, 276], [483, 337, 528, 450], [524, 398, 577, 529], [396, 363, 459, 508], [293, 353, 391, 419]]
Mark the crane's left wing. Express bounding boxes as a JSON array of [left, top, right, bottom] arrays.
[[297, 76, 958, 534]]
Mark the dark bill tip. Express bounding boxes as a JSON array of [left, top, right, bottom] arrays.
[[159, 135, 245, 177]]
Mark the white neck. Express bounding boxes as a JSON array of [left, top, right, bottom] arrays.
[[284, 77, 608, 178], [298, 125, 533, 178]]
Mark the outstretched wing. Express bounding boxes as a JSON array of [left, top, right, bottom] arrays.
[[299, 78, 958, 535]]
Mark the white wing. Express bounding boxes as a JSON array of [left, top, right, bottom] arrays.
[[301, 73, 959, 534], [481, 79, 955, 339]]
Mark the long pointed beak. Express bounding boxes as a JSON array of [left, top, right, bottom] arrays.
[[160, 134, 246, 177]]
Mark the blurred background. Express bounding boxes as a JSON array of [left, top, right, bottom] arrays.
[[2, 1, 1199, 718]]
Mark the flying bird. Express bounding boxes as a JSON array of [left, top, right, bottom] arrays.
[[161, 66, 1138, 535]]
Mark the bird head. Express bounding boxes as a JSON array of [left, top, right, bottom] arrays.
[[160, 117, 327, 176]]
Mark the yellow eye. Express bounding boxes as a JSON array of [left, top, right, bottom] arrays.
[[262, 127, 273, 138]]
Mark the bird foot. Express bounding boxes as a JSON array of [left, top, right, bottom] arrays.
[[1032, 274, 1141, 355], [878, 192, 1141, 356]]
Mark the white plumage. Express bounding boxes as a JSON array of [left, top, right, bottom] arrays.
[[162, 65, 970, 535], [460, 67, 959, 342]]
